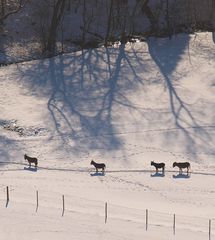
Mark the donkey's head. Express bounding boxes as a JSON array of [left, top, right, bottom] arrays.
[[90, 160, 95, 165], [151, 161, 154, 165], [173, 162, 177, 168]]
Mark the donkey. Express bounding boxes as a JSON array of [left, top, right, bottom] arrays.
[[173, 162, 190, 173], [24, 154, 38, 168], [151, 161, 165, 172], [90, 160, 106, 173]]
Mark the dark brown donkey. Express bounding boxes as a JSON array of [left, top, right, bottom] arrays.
[[24, 154, 38, 167], [173, 162, 190, 173], [151, 161, 165, 172], [91, 160, 106, 172]]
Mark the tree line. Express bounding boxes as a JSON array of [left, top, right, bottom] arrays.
[[0, 0, 215, 56]]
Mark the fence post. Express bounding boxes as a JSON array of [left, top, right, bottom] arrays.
[[146, 209, 148, 231], [173, 214, 176, 235], [62, 195, 65, 216], [36, 190, 39, 212], [209, 219, 211, 240], [105, 202, 108, 223], [6, 186, 9, 207]]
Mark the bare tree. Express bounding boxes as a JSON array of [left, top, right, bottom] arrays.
[[105, 0, 129, 45], [129, 0, 159, 36], [0, 0, 28, 24], [164, 0, 172, 38], [31, 1, 50, 53], [45, 0, 67, 54], [105, 0, 114, 46]]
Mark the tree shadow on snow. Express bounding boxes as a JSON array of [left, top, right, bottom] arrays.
[[147, 35, 215, 160], [16, 43, 145, 156], [15, 35, 215, 161], [0, 135, 23, 168]]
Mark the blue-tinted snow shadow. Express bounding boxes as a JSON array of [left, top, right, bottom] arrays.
[[24, 166, 38, 172], [151, 171, 165, 177], [147, 35, 215, 158], [90, 171, 105, 177], [0, 135, 22, 168], [16, 44, 144, 155], [172, 172, 191, 179]]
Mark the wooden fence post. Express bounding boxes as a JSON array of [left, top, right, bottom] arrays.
[[146, 209, 148, 231], [6, 186, 9, 207], [36, 190, 39, 212], [209, 219, 211, 240], [173, 214, 176, 235], [62, 195, 65, 216], [105, 202, 108, 223]]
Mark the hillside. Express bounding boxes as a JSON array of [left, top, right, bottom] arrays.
[[1, 0, 215, 64], [0, 32, 215, 239]]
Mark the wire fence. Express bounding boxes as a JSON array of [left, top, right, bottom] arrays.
[[1, 185, 214, 239]]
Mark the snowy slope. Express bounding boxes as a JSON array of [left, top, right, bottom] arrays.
[[0, 32, 215, 240]]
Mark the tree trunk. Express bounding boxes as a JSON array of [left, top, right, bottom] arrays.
[[46, 0, 66, 54], [0, 0, 6, 17], [105, 0, 114, 46], [141, 0, 158, 35]]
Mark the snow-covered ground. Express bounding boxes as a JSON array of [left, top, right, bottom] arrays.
[[0, 32, 215, 239]]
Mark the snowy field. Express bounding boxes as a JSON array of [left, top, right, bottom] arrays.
[[0, 32, 215, 239]]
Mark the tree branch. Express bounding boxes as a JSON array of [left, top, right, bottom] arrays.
[[0, 0, 29, 22]]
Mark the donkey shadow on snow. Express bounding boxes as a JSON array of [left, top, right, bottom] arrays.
[[173, 172, 191, 179], [151, 172, 165, 177], [24, 166, 38, 172], [90, 172, 105, 177]]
